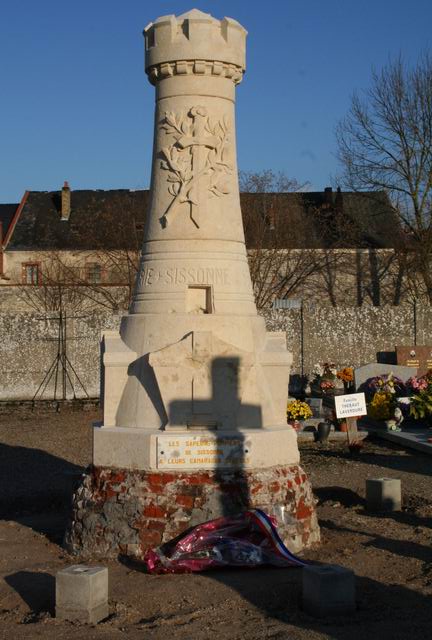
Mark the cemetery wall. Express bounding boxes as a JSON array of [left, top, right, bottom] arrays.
[[0, 305, 431, 400]]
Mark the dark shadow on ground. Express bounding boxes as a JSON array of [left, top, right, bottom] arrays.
[[314, 486, 365, 508], [359, 498, 432, 530], [0, 442, 83, 542], [5, 571, 55, 616], [320, 518, 432, 566], [199, 565, 432, 639], [302, 437, 432, 478]]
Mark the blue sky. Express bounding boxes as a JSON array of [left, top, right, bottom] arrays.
[[1, 0, 431, 203]]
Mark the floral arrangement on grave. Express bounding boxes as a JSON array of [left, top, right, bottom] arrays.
[[408, 370, 432, 422], [368, 391, 396, 421], [311, 362, 344, 395], [337, 367, 354, 384], [368, 391, 403, 430], [367, 373, 406, 398], [286, 400, 313, 427]]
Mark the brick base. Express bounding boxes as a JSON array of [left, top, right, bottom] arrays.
[[65, 465, 320, 558]]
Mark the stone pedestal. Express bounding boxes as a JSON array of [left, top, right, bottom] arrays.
[[366, 478, 402, 511], [66, 9, 319, 557], [65, 465, 319, 558]]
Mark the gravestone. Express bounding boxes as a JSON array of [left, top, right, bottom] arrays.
[[396, 345, 432, 376], [305, 398, 323, 418], [66, 9, 319, 558], [354, 363, 416, 392]]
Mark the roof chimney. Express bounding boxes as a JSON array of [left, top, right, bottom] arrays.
[[323, 186, 333, 206], [335, 186, 343, 214], [61, 181, 71, 221]]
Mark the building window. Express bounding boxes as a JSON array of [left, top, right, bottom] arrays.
[[22, 263, 40, 285], [86, 262, 102, 284]]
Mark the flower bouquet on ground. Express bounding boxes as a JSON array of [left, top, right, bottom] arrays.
[[286, 400, 313, 431]]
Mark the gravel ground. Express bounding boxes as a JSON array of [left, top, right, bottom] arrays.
[[0, 407, 431, 639]]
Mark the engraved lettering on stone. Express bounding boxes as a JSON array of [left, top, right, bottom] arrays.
[[138, 266, 229, 287], [159, 106, 233, 228]]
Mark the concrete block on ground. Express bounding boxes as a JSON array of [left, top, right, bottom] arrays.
[[366, 478, 401, 511], [302, 564, 355, 617], [56, 565, 108, 624]]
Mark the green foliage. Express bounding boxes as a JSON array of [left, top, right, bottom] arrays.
[[410, 390, 432, 420]]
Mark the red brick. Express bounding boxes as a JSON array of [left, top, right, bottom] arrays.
[[175, 495, 194, 508], [110, 471, 126, 483], [144, 504, 167, 518], [139, 529, 162, 548], [147, 519, 166, 532], [250, 483, 263, 495], [296, 498, 312, 520], [186, 473, 213, 485], [269, 481, 280, 493]]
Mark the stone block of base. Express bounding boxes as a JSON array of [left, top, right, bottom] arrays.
[[366, 478, 401, 512], [302, 564, 355, 617], [56, 565, 108, 624]]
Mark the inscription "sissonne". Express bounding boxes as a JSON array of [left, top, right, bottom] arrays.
[[137, 266, 229, 287]]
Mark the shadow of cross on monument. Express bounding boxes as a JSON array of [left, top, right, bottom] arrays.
[[167, 354, 263, 518]]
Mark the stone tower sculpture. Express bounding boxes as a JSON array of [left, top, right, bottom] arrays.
[[67, 10, 319, 557]]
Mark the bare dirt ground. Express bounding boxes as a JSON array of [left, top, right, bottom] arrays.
[[1, 406, 431, 640]]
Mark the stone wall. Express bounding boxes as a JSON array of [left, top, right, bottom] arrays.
[[0, 305, 430, 401], [263, 304, 430, 374], [0, 312, 122, 400]]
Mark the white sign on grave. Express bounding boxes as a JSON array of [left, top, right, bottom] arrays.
[[157, 434, 250, 470], [334, 393, 367, 419]]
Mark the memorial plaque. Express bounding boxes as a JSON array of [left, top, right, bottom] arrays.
[[157, 435, 250, 470], [396, 345, 432, 376]]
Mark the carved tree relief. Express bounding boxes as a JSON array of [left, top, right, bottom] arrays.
[[159, 106, 233, 228]]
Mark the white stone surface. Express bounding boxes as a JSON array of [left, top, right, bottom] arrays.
[[98, 9, 296, 470], [93, 425, 299, 470]]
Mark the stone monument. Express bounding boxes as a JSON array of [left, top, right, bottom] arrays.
[[66, 9, 319, 557]]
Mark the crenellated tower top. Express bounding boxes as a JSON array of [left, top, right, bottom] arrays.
[[144, 8, 247, 85]]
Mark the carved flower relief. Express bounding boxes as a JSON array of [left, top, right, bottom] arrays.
[[158, 106, 234, 227]]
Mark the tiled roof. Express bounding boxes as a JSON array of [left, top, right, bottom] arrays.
[[0, 203, 18, 242], [5, 187, 402, 251]]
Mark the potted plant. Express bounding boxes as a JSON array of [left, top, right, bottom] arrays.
[[286, 399, 313, 431], [311, 362, 344, 396], [337, 366, 354, 392]]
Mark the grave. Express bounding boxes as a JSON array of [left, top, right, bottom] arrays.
[[65, 9, 319, 558]]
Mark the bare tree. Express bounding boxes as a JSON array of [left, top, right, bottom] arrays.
[[239, 170, 331, 308], [336, 53, 432, 301]]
